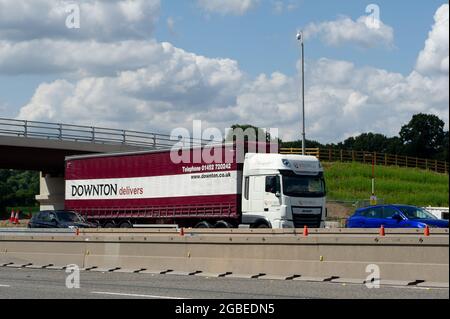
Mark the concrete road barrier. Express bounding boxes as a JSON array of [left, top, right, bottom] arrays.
[[0, 229, 448, 285], [1, 227, 447, 236]]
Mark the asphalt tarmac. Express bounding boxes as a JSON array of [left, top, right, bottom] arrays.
[[0, 267, 448, 299]]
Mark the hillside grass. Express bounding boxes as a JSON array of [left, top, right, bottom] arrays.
[[324, 162, 449, 207]]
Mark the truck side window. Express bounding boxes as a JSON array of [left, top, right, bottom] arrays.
[[244, 177, 249, 200], [265, 176, 280, 194]]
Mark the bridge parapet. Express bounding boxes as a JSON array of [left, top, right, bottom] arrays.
[[0, 117, 204, 149]]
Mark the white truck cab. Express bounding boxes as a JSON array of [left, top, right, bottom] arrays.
[[241, 153, 326, 228]]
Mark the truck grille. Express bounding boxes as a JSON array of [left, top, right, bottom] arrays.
[[292, 207, 322, 228]]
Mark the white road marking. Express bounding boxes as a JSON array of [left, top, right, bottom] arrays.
[[387, 285, 445, 290], [0, 284, 10, 287], [91, 291, 187, 299]]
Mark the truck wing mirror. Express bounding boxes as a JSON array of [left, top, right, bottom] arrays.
[[275, 192, 281, 198]]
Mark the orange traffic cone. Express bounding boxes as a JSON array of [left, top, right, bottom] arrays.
[[379, 225, 385, 237], [303, 225, 309, 236], [424, 225, 430, 237], [13, 211, 20, 225], [76, 228, 80, 236], [180, 227, 185, 236], [9, 210, 15, 223]]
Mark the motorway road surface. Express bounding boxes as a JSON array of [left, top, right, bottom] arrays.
[[0, 267, 448, 299]]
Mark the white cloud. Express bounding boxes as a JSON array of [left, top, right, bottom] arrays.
[[197, 0, 259, 16], [304, 15, 394, 48], [16, 52, 449, 143], [17, 80, 75, 120], [305, 59, 448, 141], [167, 17, 176, 35], [8, 3, 449, 144], [228, 57, 448, 142], [17, 42, 244, 133], [273, 0, 299, 14], [0, 39, 173, 76], [0, 0, 160, 42], [416, 4, 449, 75], [0, 0, 161, 76]]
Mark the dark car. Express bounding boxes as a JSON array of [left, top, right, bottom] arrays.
[[347, 204, 449, 228], [28, 210, 96, 229]]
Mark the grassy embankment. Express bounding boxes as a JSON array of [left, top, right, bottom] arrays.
[[324, 162, 449, 207]]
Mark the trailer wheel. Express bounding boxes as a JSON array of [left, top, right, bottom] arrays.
[[92, 220, 101, 228], [194, 221, 212, 228], [103, 222, 115, 229], [214, 221, 232, 228], [119, 221, 132, 228]]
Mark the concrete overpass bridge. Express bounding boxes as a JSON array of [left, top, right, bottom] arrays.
[[0, 118, 200, 210]]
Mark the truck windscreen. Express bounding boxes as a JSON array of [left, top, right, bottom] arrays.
[[280, 171, 326, 198]]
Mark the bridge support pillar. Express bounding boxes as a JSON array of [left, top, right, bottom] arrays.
[[35, 172, 65, 210]]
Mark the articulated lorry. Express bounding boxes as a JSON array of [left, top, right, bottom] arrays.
[[65, 143, 326, 229]]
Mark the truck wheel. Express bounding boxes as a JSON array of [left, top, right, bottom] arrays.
[[214, 221, 232, 228], [119, 221, 132, 228], [256, 223, 270, 229], [194, 221, 212, 228]]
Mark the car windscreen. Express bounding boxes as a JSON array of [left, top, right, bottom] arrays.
[[281, 171, 326, 198], [397, 206, 438, 220], [56, 211, 84, 223]]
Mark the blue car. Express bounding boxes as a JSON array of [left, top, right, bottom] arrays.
[[347, 204, 449, 228]]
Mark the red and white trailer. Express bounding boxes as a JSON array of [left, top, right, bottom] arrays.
[[65, 144, 327, 228]]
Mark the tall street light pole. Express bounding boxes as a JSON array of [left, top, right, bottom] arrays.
[[297, 31, 306, 155]]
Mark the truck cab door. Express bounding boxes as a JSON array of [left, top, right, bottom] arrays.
[[242, 175, 282, 227], [248, 176, 265, 213], [264, 176, 282, 213]]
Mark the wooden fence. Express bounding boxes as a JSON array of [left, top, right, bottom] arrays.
[[279, 148, 449, 174]]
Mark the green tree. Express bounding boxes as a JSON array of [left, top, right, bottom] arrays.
[[338, 133, 390, 152], [385, 136, 405, 155], [0, 170, 39, 216], [281, 139, 324, 149], [225, 124, 279, 143], [399, 113, 446, 158], [435, 131, 449, 161]]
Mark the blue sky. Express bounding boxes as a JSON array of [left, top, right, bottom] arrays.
[[155, 0, 444, 76], [0, 1, 448, 142]]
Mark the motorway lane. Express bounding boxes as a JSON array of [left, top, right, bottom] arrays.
[[0, 267, 448, 299]]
